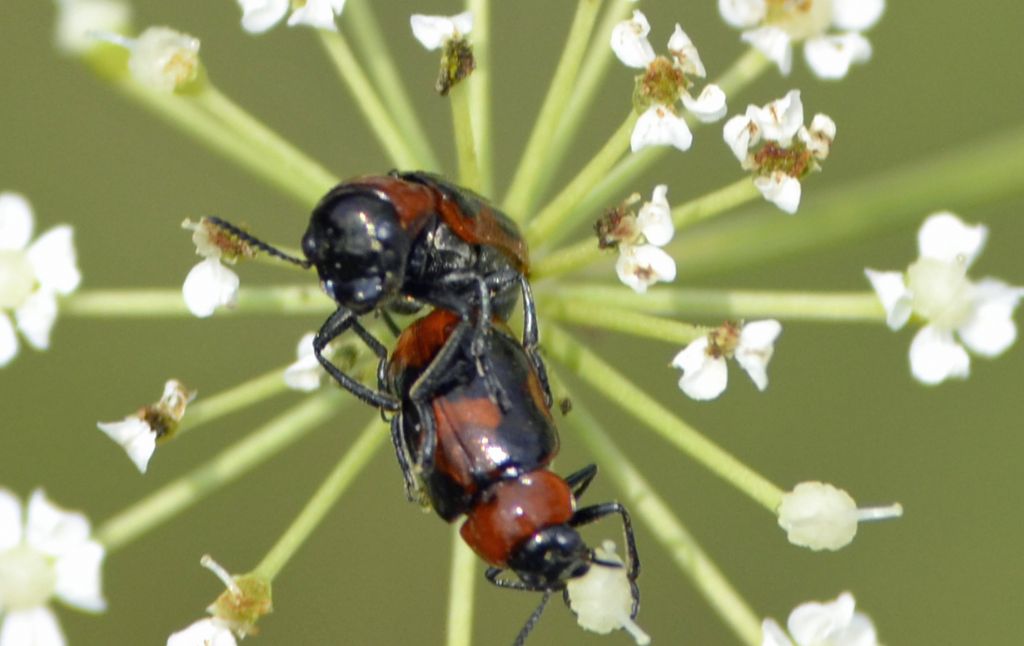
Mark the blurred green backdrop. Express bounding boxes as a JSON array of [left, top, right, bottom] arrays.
[[2, 1, 1023, 644]]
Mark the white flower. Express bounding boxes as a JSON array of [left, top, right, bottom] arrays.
[[762, 592, 879, 646], [283, 332, 322, 391], [0, 489, 106, 646], [410, 11, 473, 50], [566, 541, 649, 644], [612, 11, 726, 153], [0, 192, 81, 367], [97, 379, 195, 473], [865, 212, 1024, 385], [777, 482, 902, 551], [167, 618, 238, 646], [168, 555, 271, 645], [610, 10, 656, 69], [719, 0, 885, 79], [54, 0, 132, 54], [672, 320, 781, 400], [631, 105, 693, 153], [183, 258, 240, 318], [110, 27, 201, 93], [723, 92, 835, 214], [237, 0, 345, 34], [611, 186, 677, 293]]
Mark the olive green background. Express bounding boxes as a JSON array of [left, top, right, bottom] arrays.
[[2, 1, 1023, 644]]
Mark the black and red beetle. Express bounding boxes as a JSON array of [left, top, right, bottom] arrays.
[[207, 170, 532, 410], [385, 308, 640, 643]]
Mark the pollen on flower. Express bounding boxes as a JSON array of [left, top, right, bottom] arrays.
[[777, 481, 903, 551], [410, 12, 476, 94], [183, 218, 257, 263]]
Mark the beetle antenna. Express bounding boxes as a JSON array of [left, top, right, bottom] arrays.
[[205, 216, 311, 269], [512, 590, 552, 646]]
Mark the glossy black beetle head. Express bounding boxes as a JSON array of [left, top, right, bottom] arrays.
[[507, 525, 591, 589], [302, 188, 411, 315]]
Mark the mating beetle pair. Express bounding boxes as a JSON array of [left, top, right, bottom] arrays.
[[210, 170, 640, 643]]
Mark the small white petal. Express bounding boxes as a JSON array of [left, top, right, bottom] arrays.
[[0, 488, 23, 550], [672, 339, 728, 400], [917, 212, 988, 267], [756, 90, 804, 144], [566, 541, 648, 644], [14, 290, 58, 351], [864, 269, 913, 330], [25, 490, 91, 558], [26, 226, 81, 295], [182, 258, 240, 318], [631, 105, 693, 153], [0, 313, 18, 367], [167, 618, 239, 646], [616, 244, 676, 294], [0, 607, 66, 646], [53, 540, 107, 612], [287, 0, 346, 31], [0, 192, 34, 251], [742, 26, 793, 75], [735, 320, 781, 391], [722, 108, 760, 162], [909, 324, 971, 385], [283, 332, 323, 392], [832, 0, 886, 32], [754, 172, 802, 214], [682, 84, 727, 123], [718, 0, 766, 29], [777, 482, 857, 551], [237, 0, 289, 34], [635, 185, 673, 246], [799, 113, 837, 159], [760, 618, 795, 646], [804, 33, 872, 80], [611, 10, 656, 68], [667, 24, 705, 77], [128, 27, 202, 93], [97, 418, 157, 473], [956, 279, 1023, 357], [55, 0, 133, 54], [410, 11, 473, 50]]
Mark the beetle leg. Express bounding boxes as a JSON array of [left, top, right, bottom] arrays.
[[314, 307, 400, 411], [389, 411, 419, 501], [563, 464, 598, 500], [518, 275, 553, 408]]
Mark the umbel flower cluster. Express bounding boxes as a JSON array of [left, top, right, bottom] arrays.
[[3, 1, 1023, 645]]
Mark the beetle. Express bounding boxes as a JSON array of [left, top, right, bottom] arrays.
[[206, 170, 532, 410], [384, 308, 640, 643]]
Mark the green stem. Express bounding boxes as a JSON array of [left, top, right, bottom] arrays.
[[253, 417, 386, 580], [556, 374, 762, 646], [192, 83, 338, 201], [524, 112, 636, 244], [540, 298, 705, 344], [544, 324, 784, 512], [533, 48, 771, 250], [673, 123, 1024, 279], [525, 0, 638, 210], [345, 0, 441, 172], [540, 286, 886, 323], [532, 176, 759, 279], [466, 0, 493, 195], [450, 81, 482, 190], [176, 366, 293, 438], [503, 0, 604, 219], [445, 527, 477, 646], [96, 393, 343, 552], [62, 286, 332, 318], [318, 31, 423, 169]]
